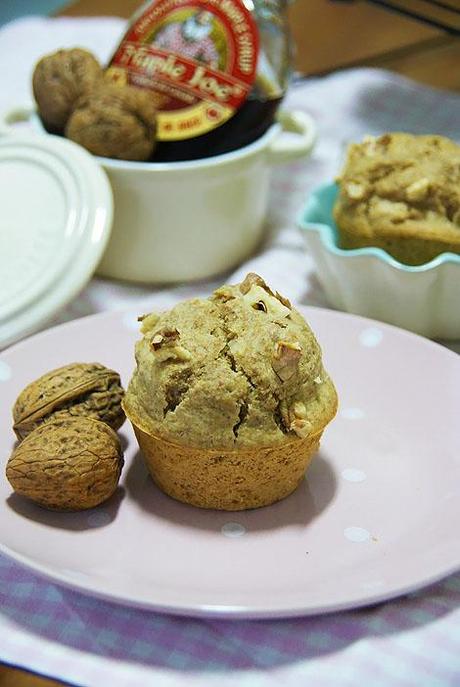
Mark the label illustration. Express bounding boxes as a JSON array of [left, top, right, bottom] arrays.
[[107, 0, 259, 140]]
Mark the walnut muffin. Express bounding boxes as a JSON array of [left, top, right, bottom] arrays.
[[123, 274, 338, 510], [333, 133, 460, 265]]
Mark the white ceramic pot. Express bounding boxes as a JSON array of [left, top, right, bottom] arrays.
[[1, 107, 316, 284]]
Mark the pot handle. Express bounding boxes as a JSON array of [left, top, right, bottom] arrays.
[[268, 110, 317, 165], [0, 105, 36, 134]]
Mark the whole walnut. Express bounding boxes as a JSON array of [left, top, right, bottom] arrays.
[[6, 417, 124, 511], [65, 83, 157, 161], [13, 362, 125, 441], [32, 48, 102, 133]]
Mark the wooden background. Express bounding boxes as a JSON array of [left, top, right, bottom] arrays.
[[59, 0, 460, 90], [1, 1, 459, 686]]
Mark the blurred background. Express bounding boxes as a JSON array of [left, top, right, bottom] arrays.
[[1, 0, 459, 90]]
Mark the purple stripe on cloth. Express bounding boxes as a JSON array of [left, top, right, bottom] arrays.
[[1, 554, 459, 678]]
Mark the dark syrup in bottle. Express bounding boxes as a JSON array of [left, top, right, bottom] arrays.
[[151, 96, 282, 161]]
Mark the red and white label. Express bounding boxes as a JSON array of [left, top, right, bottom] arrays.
[[107, 0, 259, 140]]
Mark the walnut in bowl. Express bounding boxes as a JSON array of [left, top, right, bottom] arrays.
[[65, 83, 158, 161], [32, 48, 103, 133]]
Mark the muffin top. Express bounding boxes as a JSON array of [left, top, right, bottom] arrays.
[[123, 274, 337, 449], [334, 132, 460, 240]]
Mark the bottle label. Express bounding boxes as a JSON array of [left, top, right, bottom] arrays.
[[107, 0, 259, 141]]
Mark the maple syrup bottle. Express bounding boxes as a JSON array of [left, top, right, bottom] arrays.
[[106, 0, 292, 161]]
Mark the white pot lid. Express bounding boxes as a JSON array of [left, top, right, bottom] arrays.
[[0, 132, 113, 349]]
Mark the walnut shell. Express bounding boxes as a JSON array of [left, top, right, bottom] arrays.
[[65, 83, 157, 161], [13, 362, 125, 441], [32, 48, 102, 133], [6, 417, 124, 511]]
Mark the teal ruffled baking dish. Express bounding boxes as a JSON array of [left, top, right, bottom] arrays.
[[298, 183, 460, 339]]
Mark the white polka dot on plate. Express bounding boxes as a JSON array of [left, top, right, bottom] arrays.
[[342, 468, 366, 483], [359, 328, 383, 347], [87, 511, 111, 527], [0, 360, 12, 381], [340, 407, 365, 420], [221, 522, 246, 538], [344, 526, 370, 543], [121, 312, 140, 331]]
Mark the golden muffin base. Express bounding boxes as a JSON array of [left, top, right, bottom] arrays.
[[131, 422, 325, 511]]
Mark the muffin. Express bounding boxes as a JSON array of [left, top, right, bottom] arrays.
[[333, 133, 460, 265], [123, 274, 338, 510]]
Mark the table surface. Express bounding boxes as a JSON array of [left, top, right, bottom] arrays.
[[1, 1, 459, 685]]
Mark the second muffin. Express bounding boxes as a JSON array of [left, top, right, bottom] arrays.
[[123, 274, 338, 510], [333, 132, 460, 265]]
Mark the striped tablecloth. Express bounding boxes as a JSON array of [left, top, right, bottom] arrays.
[[0, 16, 459, 687]]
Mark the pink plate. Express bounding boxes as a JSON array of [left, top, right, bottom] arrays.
[[0, 308, 459, 618]]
